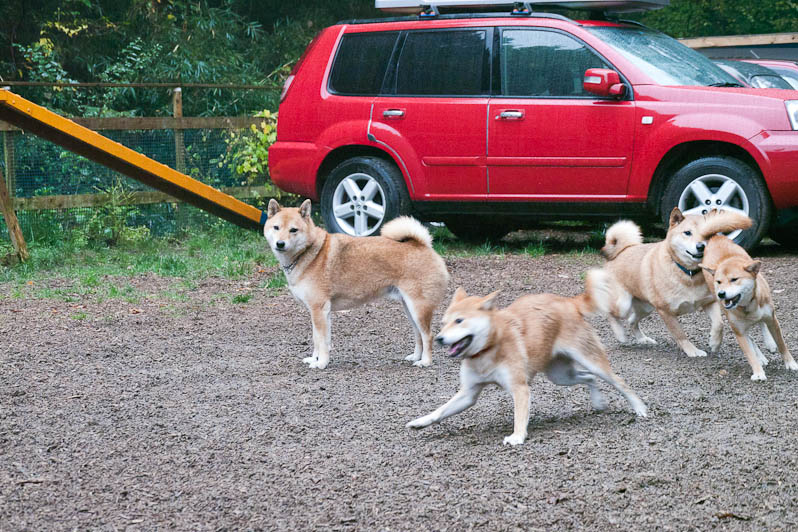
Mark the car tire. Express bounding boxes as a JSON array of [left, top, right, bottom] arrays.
[[445, 216, 510, 243], [660, 156, 771, 250], [320, 156, 410, 236]]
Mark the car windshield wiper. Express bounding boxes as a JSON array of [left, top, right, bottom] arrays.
[[708, 82, 744, 87]]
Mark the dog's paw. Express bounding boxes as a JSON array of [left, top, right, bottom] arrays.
[[404, 352, 422, 362], [685, 347, 707, 358], [308, 359, 329, 369], [765, 339, 778, 353], [302, 356, 317, 365], [503, 434, 526, 446], [634, 337, 657, 347], [750, 372, 767, 381], [785, 359, 798, 371], [412, 359, 432, 368], [758, 354, 770, 367], [632, 400, 648, 418], [406, 416, 432, 429]]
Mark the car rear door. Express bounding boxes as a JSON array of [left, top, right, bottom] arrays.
[[370, 27, 490, 200], [487, 27, 635, 200]]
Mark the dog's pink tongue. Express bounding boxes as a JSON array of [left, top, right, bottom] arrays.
[[448, 344, 459, 356]]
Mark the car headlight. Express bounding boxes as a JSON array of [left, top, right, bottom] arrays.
[[787, 101, 798, 130]]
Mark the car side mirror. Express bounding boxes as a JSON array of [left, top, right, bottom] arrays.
[[583, 68, 627, 99]]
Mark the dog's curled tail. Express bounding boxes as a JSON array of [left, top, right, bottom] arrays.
[[602, 220, 642, 261], [381, 216, 433, 247], [699, 209, 753, 239], [576, 269, 613, 317]]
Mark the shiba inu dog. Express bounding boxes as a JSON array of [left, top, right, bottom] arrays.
[[264, 199, 449, 369], [599, 208, 752, 358], [700, 235, 798, 380], [406, 272, 647, 446]]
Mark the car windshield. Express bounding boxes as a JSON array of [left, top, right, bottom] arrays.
[[587, 26, 742, 87]]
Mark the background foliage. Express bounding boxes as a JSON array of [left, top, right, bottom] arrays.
[[2, 0, 795, 118]]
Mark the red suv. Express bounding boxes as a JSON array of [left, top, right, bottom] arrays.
[[268, 6, 798, 248]]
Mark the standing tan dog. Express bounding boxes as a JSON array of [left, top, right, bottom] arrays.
[[264, 199, 448, 369], [599, 208, 752, 358], [700, 236, 798, 380], [406, 272, 647, 446]]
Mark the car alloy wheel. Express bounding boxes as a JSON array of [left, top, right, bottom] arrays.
[[331, 172, 387, 236], [677, 173, 750, 241]]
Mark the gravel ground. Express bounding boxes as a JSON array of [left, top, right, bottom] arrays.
[[2, 244, 798, 530]]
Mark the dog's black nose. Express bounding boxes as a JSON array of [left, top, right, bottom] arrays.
[[696, 242, 705, 252], [434, 336, 444, 345], [276, 240, 286, 250], [718, 291, 726, 299]]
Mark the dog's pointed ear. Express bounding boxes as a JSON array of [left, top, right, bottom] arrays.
[[299, 199, 312, 219], [479, 290, 500, 310], [669, 207, 685, 227], [699, 263, 715, 276], [268, 199, 281, 218], [745, 260, 761, 276], [452, 287, 468, 303]]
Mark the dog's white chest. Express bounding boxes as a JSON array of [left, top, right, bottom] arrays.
[[669, 283, 713, 315], [288, 279, 312, 306]]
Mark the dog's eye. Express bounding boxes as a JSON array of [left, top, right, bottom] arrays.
[[730, 277, 738, 282], [454, 318, 463, 324], [289, 228, 298, 233], [684, 230, 692, 236], [273, 225, 279, 231], [716, 280, 721, 284]]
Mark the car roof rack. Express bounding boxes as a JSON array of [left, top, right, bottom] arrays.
[[375, 1, 669, 14]]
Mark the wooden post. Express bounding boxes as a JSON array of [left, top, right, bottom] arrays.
[[0, 165, 29, 263], [172, 87, 186, 174]]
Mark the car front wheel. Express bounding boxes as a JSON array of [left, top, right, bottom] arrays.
[[320, 156, 410, 236], [660, 156, 771, 250]]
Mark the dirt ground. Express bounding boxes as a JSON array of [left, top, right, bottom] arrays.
[[2, 240, 798, 531]]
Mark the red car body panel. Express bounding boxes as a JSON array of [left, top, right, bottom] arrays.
[[269, 16, 798, 218]]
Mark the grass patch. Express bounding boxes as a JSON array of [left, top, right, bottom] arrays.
[[0, 222, 274, 286], [232, 293, 253, 304]]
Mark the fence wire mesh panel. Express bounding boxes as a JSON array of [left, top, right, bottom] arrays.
[[1, 126, 265, 244]]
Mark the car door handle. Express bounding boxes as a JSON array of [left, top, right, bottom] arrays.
[[496, 110, 524, 120], [383, 109, 405, 118]]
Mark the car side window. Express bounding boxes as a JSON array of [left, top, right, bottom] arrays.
[[393, 29, 488, 96], [501, 29, 611, 98], [329, 31, 399, 95]]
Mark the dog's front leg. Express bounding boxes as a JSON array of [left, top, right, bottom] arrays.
[[705, 301, 724, 354], [764, 316, 798, 371], [305, 303, 331, 369], [504, 383, 530, 446], [657, 309, 706, 357], [406, 384, 483, 429], [736, 331, 767, 381]]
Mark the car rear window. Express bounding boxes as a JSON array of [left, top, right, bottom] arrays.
[[329, 31, 399, 95], [393, 29, 488, 96]]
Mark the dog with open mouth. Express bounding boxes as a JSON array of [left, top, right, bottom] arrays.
[[598, 208, 753, 358], [406, 271, 647, 446], [700, 234, 798, 380]]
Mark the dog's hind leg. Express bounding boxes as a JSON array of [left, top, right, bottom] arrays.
[[559, 343, 647, 417], [400, 299, 423, 364], [628, 300, 657, 346], [763, 316, 798, 371], [400, 291, 435, 367], [545, 355, 607, 411]]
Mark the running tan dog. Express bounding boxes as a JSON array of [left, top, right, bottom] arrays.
[[406, 273, 647, 446], [700, 236, 798, 380], [599, 208, 752, 358], [264, 199, 448, 369]]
